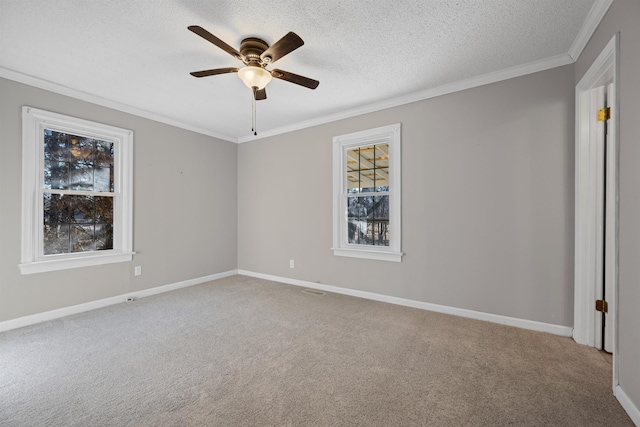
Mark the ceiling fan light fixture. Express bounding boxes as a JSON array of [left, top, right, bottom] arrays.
[[237, 65, 272, 90]]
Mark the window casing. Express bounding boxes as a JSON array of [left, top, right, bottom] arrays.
[[332, 123, 402, 262], [20, 107, 133, 274]]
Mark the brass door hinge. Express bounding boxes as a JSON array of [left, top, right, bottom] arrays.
[[596, 299, 608, 313], [597, 107, 611, 121]]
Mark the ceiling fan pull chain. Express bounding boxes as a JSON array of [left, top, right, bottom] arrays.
[[250, 90, 255, 135], [252, 88, 258, 136]]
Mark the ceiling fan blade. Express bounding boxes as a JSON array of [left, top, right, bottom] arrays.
[[254, 88, 267, 100], [188, 26, 243, 60], [190, 67, 239, 78], [271, 69, 319, 90], [261, 32, 304, 64]]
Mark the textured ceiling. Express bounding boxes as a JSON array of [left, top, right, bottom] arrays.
[[0, 0, 602, 142]]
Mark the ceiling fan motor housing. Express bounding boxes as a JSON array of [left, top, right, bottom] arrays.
[[240, 38, 270, 65]]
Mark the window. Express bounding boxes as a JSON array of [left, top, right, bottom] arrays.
[[20, 107, 133, 274], [332, 123, 402, 262]]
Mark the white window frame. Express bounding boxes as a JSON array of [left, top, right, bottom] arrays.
[[332, 123, 402, 262], [20, 106, 134, 274]]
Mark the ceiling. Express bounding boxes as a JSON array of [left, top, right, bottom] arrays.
[[0, 0, 606, 143]]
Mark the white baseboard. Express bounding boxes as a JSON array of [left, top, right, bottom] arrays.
[[0, 270, 238, 333], [1, 268, 574, 339], [238, 270, 574, 337], [6, 268, 633, 421], [616, 385, 640, 426]]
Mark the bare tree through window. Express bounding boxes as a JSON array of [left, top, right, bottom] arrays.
[[43, 130, 114, 255]]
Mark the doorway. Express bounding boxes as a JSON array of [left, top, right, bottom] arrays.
[[574, 33, 618, 391], [592, 83, 614, 353]]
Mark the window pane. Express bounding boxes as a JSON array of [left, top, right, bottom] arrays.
[[372, 195, 389, 246], [373, 195, 389, 219], [95, 223, 113, 251], [70, 195, 95, 224], [44, 160, 70, 190], [95, 140, 114, 165], [43, 193, 71, 254], [69, 136, 93, 160], [94, 140, 114, 191], [44, 223, 70, 255], [345, 143, 391, 247], [346, 143, 389, 193], [347, 196, 373, 219], [94, 166, 112, 192], [42, 194, 113, 255], [95, 196, 113, 224], [44, 130, 69, 162], [346, 195, 390, 247], [71, 224, 94, 253], [44, 130, 114, 193], [347, 196, 372, 245], [44, 193, 71, 224], [69, 162, 94, 191], [41, 128, 116, 256]]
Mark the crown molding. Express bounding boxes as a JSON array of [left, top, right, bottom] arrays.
[[4, 0, 609, 145], [237, 53, 574, 143], [0, 67, 238, 143], [568, 0, 614, 61]]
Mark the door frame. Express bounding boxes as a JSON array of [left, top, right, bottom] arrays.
[[573, 33, 619, 391]]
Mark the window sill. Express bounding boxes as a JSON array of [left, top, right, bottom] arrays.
[[19, 251, 135, 275], [332, 247, 403, 262]]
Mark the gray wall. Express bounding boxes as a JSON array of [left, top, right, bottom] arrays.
[[0, 78, 238, 322], [575, 0, 640, 412], [2, 4, 637, 415], [238, 64, 575, 327]]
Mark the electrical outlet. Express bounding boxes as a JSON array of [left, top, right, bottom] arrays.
[[134, 266, 142, 276], [289, 260, 295, 269]]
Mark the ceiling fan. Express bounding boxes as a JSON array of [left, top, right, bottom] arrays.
[[188, 26, 319, 101]]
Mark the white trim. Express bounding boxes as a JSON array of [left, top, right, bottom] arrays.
[[568, 0, 614, 61], [591, 85, 607, 350], [332, 123, 402, 262], [238, 270, 573, 337], [0, 270, 238, 333], [331, 247, 403, 262], [20, 107, 134, 274], [2, 0, 609, 147], [3, 56, 568, 146], [603, 80, 616, 354], [19, 251, 135, 275], [573, 34, 617, 344], [615, 386, 640, 426], [238, 54, 573, 143], [0, 67, 236, 143], [574, 34, 619, 391], [238, 0, 611, 143]]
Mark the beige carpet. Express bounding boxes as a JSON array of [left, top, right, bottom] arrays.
[[0, 275, 633, 426]]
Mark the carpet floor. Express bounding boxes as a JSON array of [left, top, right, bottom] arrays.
[[0, 275, 633, 426]]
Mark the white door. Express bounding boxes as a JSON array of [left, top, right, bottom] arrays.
[[603, 82, 615, 354], [593, 83, 615, 353], [593, 85, 606, 351], [573, 33, 618, 391]]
